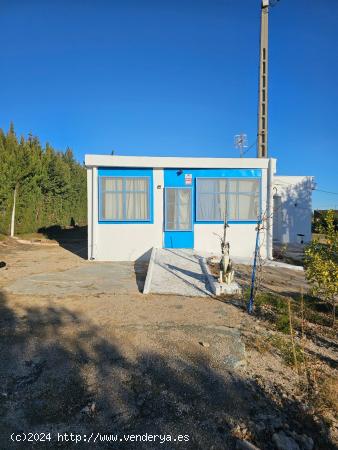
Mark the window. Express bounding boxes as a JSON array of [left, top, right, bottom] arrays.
[[165, 188, 192, 231], [196, 178, 260, 222], [100, 176, 150, 221]]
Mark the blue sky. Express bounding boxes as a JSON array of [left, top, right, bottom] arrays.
[[1, 0, 337, 209]]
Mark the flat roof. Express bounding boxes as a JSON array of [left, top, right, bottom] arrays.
[[85, 154, 274, 169]]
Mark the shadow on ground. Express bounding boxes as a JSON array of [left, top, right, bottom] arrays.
[[0, 290, 333, 450], [38, 225, 148, 292], [134, 260, 149, 293], [38, 225, 88, 259]]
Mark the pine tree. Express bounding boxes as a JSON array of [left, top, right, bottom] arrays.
[[0, 124, 87, 235]]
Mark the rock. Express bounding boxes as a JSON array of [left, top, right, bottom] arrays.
[[199, 341, 210, 348], [270, 417, 283, 430], [253, 422, 266, 433], [235, 439, 261, 450], [285, 431, 314, 450], [233, 424, 241, 435], [256, 414, 274, 421], [289, 431, 298, 439], [253, 415, 282, 432], [81, 402, 96, 415], [81, 405, 90, 414], [298, 434, 314, 450], [90, 402, 96, 413], [272, 431, 300, 450], [224, 355, 246, 369], [136, 391, 151, 407]]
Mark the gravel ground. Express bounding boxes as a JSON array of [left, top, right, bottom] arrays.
[[0, 239, 336, 450]]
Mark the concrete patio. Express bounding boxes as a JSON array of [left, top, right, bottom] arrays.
[[4, 261, 147, 297]]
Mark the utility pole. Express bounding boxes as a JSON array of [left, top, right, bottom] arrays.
[[257, 0, 269, 158]]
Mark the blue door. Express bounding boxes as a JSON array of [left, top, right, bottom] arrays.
[[164, 187, 194, 248]]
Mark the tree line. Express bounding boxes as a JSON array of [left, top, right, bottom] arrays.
[[0, 123, 87, 235]]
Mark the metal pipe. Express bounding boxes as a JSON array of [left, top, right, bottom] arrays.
[[91, 167, 97, 260], [248, 223, 260, 313], [267, 158, 273, 259]]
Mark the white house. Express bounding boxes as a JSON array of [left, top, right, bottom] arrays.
[[273, 176, 314, 245], [85, 154, 313, 262]]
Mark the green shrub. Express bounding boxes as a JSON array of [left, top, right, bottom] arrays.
[[305, 210, 338, 326]]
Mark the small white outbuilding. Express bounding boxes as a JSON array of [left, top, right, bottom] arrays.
[[273, 176, 314, 245], [85, 154, 313, 262]]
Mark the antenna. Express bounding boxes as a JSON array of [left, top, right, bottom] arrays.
[[234, 134, 248, 158]]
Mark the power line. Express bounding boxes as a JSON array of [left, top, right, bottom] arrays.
[[274, 180, 338, 196], [313, 188, 338, 196], [242, 135, 258, 156]]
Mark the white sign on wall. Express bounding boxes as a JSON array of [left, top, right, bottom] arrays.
[[185, 174, 192, 185]]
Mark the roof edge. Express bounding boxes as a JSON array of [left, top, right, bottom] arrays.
[[85, 154, 273, 169]]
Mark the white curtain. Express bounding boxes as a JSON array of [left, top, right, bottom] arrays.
[[197, 179, 217, 221], [101, 178, 123, 220], [166, 188, 176, 230], [217, 179, 227, 221], [102, 177, 123, 191], [102, 192, 123, 220], [238, 179, 259, 195], [101, 176, 149, 221], [178, 189, 191, 230], [238, 193, 259, 220], [197, 179, 227, 221], [166, 188, 191, 230], [227, 179, 239, 221], [228, 179, 260, 220], [125, 178, 148, 220], [196, 178, 260, 221]]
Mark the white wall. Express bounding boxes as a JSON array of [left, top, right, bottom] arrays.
[[194, 167, 268, 259], [87, 167, 93, 259], [273, 176, 313, 244], [88, 164, 270, 261], [194, 223, 265, 259], [94, 169, 164, 261], [87, 167, 98, 260]]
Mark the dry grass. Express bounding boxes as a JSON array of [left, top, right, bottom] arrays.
[[312, 233, 328, 244], [318, 376, 338, 413], [17, 232, 51, 241]]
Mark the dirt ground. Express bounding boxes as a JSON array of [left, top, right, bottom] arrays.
[[0, 238, 336, 449]]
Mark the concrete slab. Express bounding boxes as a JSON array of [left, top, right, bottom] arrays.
[[5, 262, 143, 297], [146, 248, 212, 297], [201, 252, 304, 272], [199, 257, 242, 296]]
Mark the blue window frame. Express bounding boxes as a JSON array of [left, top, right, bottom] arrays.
[[99, 175, 151, 222], [196, 177, 261, 222]]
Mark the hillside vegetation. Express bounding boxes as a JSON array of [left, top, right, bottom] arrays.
[[0, 123, 86, 235]]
